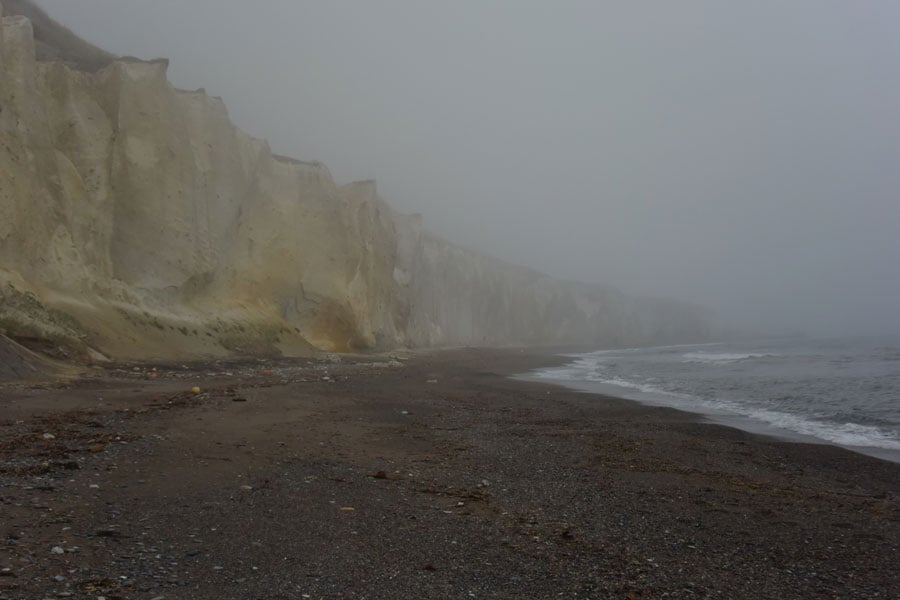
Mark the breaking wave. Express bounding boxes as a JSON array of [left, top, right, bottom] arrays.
[[681, 352, 778, 364]]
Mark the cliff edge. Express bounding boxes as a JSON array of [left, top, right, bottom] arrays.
[[0, 2, 710, 361]]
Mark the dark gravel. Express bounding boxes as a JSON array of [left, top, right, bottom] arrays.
[[1, 348, 897, 599]]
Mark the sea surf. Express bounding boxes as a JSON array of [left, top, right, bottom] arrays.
[[526, 337, 900, 463]]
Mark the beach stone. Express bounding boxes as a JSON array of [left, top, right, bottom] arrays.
[[94, 528, 120, 538]]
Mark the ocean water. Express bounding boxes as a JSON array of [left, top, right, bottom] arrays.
[[528, 337, 900, 463]]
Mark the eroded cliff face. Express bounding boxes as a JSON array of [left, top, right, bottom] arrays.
[[0, 5, 710, 360]]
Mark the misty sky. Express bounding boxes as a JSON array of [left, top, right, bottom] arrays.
[[35, 1, 900, 337]]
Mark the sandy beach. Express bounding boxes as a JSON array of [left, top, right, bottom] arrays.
[[1, 348, 898, 599]]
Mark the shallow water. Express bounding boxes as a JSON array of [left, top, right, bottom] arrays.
[[527, 336, 900, 463]]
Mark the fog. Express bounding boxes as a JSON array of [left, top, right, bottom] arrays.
[[35, 0, 900, 338]]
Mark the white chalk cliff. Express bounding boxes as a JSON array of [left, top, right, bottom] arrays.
[[0, 2, 710, 360]]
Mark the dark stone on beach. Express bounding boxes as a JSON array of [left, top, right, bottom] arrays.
[[94, 528, 122, 538]]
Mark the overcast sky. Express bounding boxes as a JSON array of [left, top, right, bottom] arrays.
[[36, 1, 900, 337]]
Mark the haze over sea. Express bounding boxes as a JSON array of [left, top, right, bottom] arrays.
[[531, 336, 900, 463]]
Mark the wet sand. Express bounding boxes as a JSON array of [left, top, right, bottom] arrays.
[[1, 348, 898, 599]]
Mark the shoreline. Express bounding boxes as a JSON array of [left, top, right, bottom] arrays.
[[521, 373, 900, 466], [1, 347, 898, 598], [523, 344, 900, 466]]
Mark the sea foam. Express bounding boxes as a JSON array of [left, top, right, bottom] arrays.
[[681, 352, 777, 364]]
